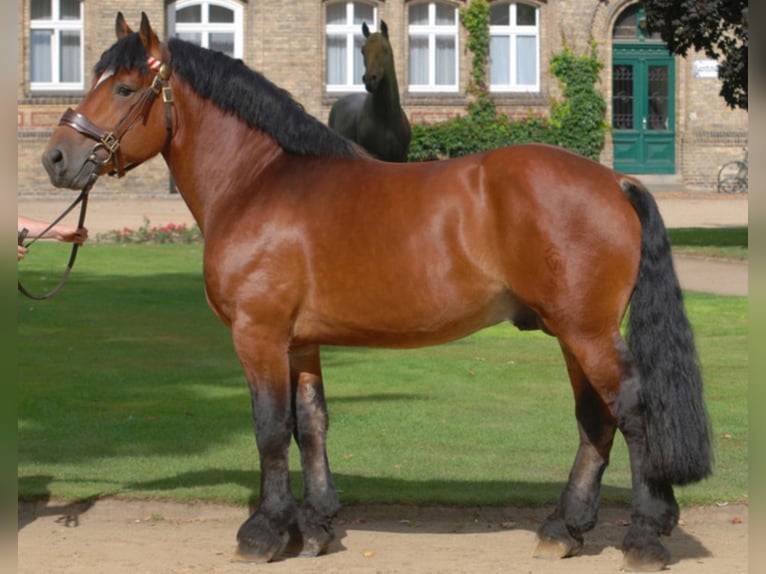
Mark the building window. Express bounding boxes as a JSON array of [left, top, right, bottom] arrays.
[[613, 4, 662, 42], [326, 1, 378, 92], [168, 0, 243, 58], [489, 2, 539, 92], [408, 1, 459, 93], [29, 0, 84, 91]]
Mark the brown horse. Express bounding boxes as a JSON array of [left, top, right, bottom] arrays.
[[42, 13, 711, 571], [328, 20, 411, 161]]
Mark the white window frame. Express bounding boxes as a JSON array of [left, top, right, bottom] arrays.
[[408, 1, 459, 93], [489, 2, 540, 93], [325, 1, 378, 93], [29, 0, 85, 91], [167, 0, 244, 59]]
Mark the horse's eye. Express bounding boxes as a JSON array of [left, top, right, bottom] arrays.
[[115, 84, 135, 97]]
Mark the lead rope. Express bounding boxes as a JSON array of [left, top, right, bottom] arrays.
[[18, 174, 95, 300]]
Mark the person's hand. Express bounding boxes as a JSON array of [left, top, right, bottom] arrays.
[[18, 244, 28, 261], [55, 226, 89, 245]]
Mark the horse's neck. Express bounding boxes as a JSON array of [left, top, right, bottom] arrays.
[[368, 70, 402, 121], [163, 86, 282, 232]]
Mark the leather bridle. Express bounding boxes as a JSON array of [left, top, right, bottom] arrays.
[[18, 47, 174, 300], [58, 46, 175, 178]]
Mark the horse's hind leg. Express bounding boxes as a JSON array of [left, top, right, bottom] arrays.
[[572, 336, 679, 571], [534, 343, 617, 559], [616, 367, 679, 571], [289, 345, 339, 557], [540, 332, 679, 570]]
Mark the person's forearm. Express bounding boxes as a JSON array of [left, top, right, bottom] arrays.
[[18, 217, 55, 238]]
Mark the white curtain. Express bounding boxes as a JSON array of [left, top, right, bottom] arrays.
[[352, 34, 365, 84], [30, 31, 52, 82], [210, 32, 235, 57], [515, 35, 536, 86], [408, 36, 428, 85], [435, 36, 455, 85], [490, 36, 510, 85], [178, 32, 203, 45], [326, 36, 346, 84], [60, 0, 80, 19], [60, 30, 81, 83]]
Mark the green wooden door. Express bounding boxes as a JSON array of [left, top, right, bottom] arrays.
[[612, 44, 675, 174]]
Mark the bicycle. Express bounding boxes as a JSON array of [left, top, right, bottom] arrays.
[[717, 148, 748, 194]]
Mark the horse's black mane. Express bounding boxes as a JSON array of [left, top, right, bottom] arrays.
[[94, 35, 361, 160]]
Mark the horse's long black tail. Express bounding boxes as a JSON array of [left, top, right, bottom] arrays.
[[622, 179, 713, 485]]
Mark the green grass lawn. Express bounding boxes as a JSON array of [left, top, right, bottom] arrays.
[[667, 226, 748, 260], [17, 242, 748, 508]]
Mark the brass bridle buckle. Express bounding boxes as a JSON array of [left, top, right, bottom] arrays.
[[100, 132, 120, 154]]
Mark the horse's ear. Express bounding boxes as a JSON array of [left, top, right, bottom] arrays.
[[380, 20, 389, 39], [115, 12, 133, 39], [138, 12, 161, 54], [362, 21, 370, 38]]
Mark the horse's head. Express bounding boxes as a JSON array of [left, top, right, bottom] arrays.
[[360, 20, 393, 93], [42, 12, 173, 190]]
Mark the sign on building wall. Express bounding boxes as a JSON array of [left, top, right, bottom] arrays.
[[692, 59, 719, 79]]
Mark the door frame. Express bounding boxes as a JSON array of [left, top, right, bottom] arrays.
[[612, 42, 676, 174]]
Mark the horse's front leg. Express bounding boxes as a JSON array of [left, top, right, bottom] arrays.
[[290, 345, 339, 556], [233, 330, 297, 563]]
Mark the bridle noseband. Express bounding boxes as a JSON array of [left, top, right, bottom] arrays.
[[58, 47, 174, 178]]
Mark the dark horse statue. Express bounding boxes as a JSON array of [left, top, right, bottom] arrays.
[[42, 13, 712, 571], [328, 21, 411, 162]]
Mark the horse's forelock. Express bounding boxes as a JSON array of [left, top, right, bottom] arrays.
[[94, 33, 150, 78]]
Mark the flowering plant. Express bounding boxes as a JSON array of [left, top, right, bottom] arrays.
[[97, 217, 202, 244]]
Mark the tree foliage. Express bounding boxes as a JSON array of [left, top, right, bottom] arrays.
[[642, 0, 748, 109]]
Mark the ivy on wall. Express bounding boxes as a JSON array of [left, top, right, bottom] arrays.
[[548, 41, 609, 161], [408, 1, 608, 162]]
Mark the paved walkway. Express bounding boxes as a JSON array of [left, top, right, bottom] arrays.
[[18, 192, 748, 296]]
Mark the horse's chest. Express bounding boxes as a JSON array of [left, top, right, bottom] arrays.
[[359, 124, 404, 161]]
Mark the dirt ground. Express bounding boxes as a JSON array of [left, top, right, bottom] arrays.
[[17, 498, 748, 574], [17, 192, 749, 572]]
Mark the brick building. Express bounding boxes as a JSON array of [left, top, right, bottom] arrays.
[[17, 0, 747, 195]]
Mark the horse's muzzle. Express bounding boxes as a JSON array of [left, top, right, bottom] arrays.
[[363, 74, 379, 93], [42, 144, 102, 190]]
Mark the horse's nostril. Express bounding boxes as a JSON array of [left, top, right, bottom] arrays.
[[42, 147, 67, 178]]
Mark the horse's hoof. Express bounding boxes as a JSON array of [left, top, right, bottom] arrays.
[[621, 546, 669, 572], [301, 536, 333, 558], [621, 523, 670, 571], [534, 518, 583, 559], [621, 553, 668, 571], [232, 543, 280, 564], [533, 537, 583, 559], [234, 517, 290, 563], [233, 532, 289, 563]]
